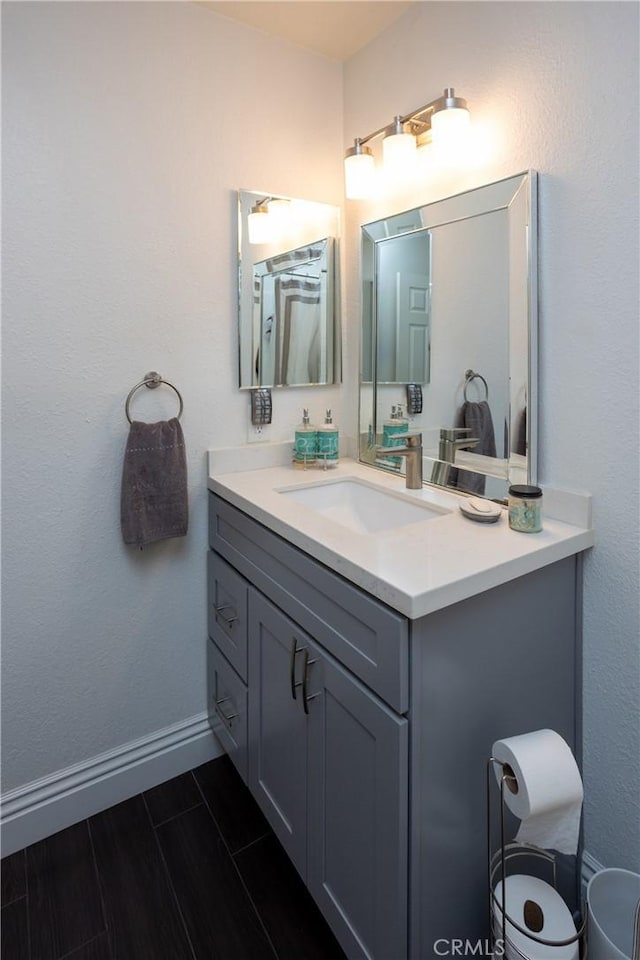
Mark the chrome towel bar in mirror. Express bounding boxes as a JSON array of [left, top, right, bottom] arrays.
[[464, 369, 489, 402]]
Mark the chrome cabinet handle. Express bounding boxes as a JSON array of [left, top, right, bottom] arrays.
[[215, 696, 239, 724], [289, 637, 306, 699], [214, 603, 238, 627], [301, 649, 320, 715]]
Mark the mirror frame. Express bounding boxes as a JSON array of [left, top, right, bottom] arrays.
[[358, 171, 538, 499]]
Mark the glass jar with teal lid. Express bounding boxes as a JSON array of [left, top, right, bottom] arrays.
[[508, 484, 543, 533]]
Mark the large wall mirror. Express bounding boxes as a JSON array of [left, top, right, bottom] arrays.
[[238, 190, 341, 389], [359, 172, 537, 501]]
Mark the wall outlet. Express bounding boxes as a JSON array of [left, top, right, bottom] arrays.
[[246, 423, 270, 443]]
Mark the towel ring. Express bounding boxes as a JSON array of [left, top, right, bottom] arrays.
[[464, 369, 489, 402], [125, 371, 183, 424]]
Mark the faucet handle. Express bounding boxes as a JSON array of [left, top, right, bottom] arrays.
[[375, 431, 422, 456], [440, 427, 472, 440]]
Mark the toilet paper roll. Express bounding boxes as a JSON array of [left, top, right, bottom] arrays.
[[492, 729, 583, 855]]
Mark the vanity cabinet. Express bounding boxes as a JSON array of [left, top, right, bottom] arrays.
[[249, 589, 408, 960], [208, 494, 409, 960], [207, 491, 582, 960]]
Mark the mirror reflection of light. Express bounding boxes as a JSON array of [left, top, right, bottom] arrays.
[[248, 204, 271, 244], [267, 198, 291, 240]]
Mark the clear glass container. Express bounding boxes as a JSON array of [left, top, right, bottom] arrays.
[[508, 484, 543, 533], [317, 408, 339, 469], [294, 408, 317, 468]]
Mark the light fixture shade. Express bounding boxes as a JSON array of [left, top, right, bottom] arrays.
[[344, 141, 375, 200], [247, 204, 271, 244], [345, 89, 471, 197], [383, 117, 416, 172], [431, 90, 471, 157], [382, 132, 416, 169]]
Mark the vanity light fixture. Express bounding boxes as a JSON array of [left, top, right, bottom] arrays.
[[267, 197, 291, 223], [247, 196, 292, 244], [344, 87, 470, 199], [247, 201, 271, 244], [344, 139, 375, 200], [382, 115, 416, 171]]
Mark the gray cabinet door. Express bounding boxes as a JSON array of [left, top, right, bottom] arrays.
[[306, 637, 409, 960], [247, 589, 309, 877], [248, 586, 409, 959]]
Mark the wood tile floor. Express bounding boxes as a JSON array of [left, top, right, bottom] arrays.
[[1, 755, 347, 960]]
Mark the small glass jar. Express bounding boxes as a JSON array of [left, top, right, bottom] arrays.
[[508, 484, 543, 533]]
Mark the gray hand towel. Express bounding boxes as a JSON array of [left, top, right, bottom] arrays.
[[515, 405, 527, 457], [451, 399, 496, 495], [120, 418, 188, 547], [463, 400, 496, 459]]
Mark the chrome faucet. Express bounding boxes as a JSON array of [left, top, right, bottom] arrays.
[[438, 427, 479, 463], [431, 428, 479, 487], [376, 432, 423, 489]]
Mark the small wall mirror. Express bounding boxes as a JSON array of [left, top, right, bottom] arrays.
[[238, 190, 341, 389], [359, 172, 537, 501]]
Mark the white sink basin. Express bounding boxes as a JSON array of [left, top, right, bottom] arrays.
[[278, 478, 448, 534]]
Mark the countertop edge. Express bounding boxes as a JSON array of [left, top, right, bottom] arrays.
[[407, 529, 594, 618], [208, 471, 594, 620]]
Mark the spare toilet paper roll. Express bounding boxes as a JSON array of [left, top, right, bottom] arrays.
[[492, 729, 583, 855]]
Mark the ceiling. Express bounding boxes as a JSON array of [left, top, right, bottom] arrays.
[[199, 1, 414, 61]]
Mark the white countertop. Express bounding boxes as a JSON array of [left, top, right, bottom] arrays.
[[208, 457, 594, 619]]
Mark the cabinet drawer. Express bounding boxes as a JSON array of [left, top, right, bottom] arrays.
[[210, 493, 409, 713], [207, 638, 248, 783], [207, 551, 248, 681]]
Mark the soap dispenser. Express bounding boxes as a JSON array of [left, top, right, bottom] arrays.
[[316, 408, 339, 469], [294, 408, 317, 468], [381, 404, 409, 466], [395, 402, 409, 432]]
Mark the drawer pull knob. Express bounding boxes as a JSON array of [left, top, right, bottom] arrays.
[[215, 696, 239, 724], [214, 604, 238, 626], [301, 650, 321, 715]]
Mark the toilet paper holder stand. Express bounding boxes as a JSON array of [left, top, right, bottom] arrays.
[[486, 757, 586, 958]]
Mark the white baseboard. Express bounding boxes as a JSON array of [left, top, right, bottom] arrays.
[[1, 711, 223, 856]]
